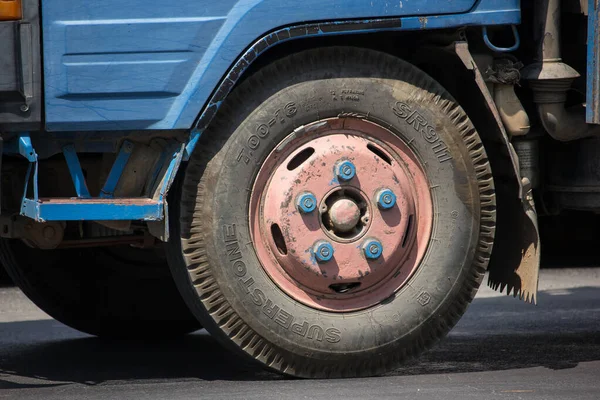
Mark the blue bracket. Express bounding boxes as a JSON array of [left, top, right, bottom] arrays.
[[482, 25, 520, 53], [159, 143, 185, 202], [183, 129, 202, 161], [2, 133, 40, 214], [100, 140, 134, 198], [4, 133, 185, 225], [62, 145, 91, 198], [4, 133, 38, 162]]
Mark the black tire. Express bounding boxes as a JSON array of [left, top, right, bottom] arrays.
[[167, 47, 496, 378], [0, 239, 200, 337]]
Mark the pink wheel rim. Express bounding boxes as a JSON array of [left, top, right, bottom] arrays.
[[250, 118, 433, 312]]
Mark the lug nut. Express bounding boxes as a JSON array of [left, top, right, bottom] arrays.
[[297, 192, 317, 213], [335, 160, 356, 182], [376, 188, 396, 209], [363, 239, 383, 260], [313, 241, 334, 263]]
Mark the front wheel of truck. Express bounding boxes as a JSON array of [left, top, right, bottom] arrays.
[[0, 239, 201, 338], [167, 47, 496, 378]]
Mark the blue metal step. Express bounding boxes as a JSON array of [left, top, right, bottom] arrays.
[[21, 198, 163, 222]]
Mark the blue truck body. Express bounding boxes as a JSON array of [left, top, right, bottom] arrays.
[[41, 0, 520, 131]]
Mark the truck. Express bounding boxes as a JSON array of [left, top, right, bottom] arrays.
[[0, 0, 597, 378]]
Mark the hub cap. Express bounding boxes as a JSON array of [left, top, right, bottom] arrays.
[[328, 198, 360, 233], [250, 118, 433, 311]]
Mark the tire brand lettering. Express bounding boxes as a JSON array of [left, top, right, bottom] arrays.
[[262, 299, 280, 318], [222, 224, 342, 343], [232, 260, 247, 277], [274, 309, 293, 329], [392, 101, 453, 163], [307, 325, 324, 341], [250, 288, 266, 306], [240, 276, 255, 293], [226, 241, 242, 261]]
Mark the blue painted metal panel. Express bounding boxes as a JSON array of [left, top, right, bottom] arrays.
[[587, 0, 600, 124], [4, 133, 37, 162], [21, 198, 163, 221], [43, 0, 520, 131]]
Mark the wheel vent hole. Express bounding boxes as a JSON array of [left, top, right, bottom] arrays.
[[367, 143, 392, 165], [329, 282, 361, 293], [402, 215, 413, 248], [287, 147, 315, 170], [271, 224, 288, 255]]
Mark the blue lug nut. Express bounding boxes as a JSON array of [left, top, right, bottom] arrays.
[[313, 241, 334, 263], [297, 192, 317, 213], [335, 160, 356, 182], [363, 239, 383, 260], [376, 188, 396, 209]]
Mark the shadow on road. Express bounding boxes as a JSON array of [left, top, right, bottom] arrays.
[[1, 287, 599, 388]]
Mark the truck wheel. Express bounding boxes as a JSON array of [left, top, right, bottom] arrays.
[[0, 239, 200, 337], [167, 47, 496, 378]]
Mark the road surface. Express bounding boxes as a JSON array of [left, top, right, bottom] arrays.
[[1, 268, 599, 399]]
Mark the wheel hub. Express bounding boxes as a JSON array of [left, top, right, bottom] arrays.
[[328, 198, 360, 233], [250, 117, 433, 312]]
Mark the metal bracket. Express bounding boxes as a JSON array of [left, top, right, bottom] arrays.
[[482, 25, 520, 53], [62, 145, 91, 198], [4, 133, 37, 162], [100, 140, 134, 198], [2, 134, 185, 233]]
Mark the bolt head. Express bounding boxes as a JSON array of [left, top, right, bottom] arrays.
[[363, 239, 383, 259], [376, 189, 396, 209], [313, 241, 334, 263], [297, 192, 317, 213], [335, 160, 356, 181]]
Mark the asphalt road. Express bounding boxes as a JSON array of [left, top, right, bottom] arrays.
[[1, 268, 599, 400]]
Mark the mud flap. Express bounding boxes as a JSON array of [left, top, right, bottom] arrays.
[[454, 41, 540, 303], [487, 182, 540, 304]]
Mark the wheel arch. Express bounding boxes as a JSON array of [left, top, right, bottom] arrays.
[[186, 31, 540, 302]]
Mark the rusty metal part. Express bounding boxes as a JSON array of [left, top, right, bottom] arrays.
[[454, 41, 541, 304], [20, 220, 65, 249], [488, 181, 540, 304], [494, 82, 530, 136], [513, 138, 540, 189], [56, 235, 149, 249], [455, 42, 524, 197], [522, 0, 600, 141], [0, 215, 65, 249], [250, 117, 432, 312]]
